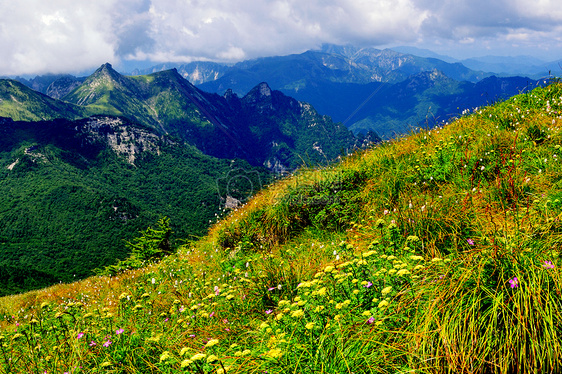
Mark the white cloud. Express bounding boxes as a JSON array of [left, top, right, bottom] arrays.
[[1, 0, 561, 75]]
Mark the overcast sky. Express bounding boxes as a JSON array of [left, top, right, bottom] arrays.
[[2, 0, 562, 76]]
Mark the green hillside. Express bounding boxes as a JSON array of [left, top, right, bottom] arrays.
[[0, 116, 267, 295], [0, 80, 88, 121], [2, 82, 562, 373]]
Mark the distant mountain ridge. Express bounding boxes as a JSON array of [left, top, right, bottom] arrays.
[[1, 64, 361, 172]]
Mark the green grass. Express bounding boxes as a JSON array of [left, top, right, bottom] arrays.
[[2, 83, 562, 373]]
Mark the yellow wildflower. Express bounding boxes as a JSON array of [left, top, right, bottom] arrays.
[[381, 286, 392, 295], [205, 339, 219, 348], [396, 269, 410, 276], [291, 309, 305, 318], [265, 348, 283, 359], [190, 353, 206, 361]]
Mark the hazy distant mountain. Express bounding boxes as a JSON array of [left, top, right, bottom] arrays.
[[460, 55, 549, 77], [344, 73, 542, 138], [197, 46, 488, 97], [132, 61, 231, 85], [389, 46, 459, 63], [10, 74, 85, 99]]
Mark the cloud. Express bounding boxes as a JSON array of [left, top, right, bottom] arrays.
[[1, 0, 561, 75]]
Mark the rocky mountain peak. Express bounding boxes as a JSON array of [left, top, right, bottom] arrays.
[[242, 82, 274, 111]]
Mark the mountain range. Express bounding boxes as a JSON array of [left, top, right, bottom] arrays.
[[0, 63, 363, 294], [14, 45, 545, 139]]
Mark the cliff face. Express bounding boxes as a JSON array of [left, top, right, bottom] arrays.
[[80, 116, 162, 165]]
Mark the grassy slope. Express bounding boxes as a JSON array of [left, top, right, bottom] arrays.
[[2, 83, 562, 373], [0, 80, 88, 121]]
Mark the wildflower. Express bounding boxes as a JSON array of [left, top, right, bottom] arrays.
[[291, 309, 305, 318], [305, 322, 315, 330], [159, 351, 172, 362], [367, 317, 375, 324], [363, 281, 373, 288], [396, 269, 410, 276], [115, 328, 124, 335], [89, 341, 96, 347], [103, 340, 112, 347], [508, 277, 519, 288], [190, 353, 207, 361], [543, 261, 555, 269], [467, 238, 475, 245], [205, 338, 219, 348], [265, 348, 283, 359], [77, 332, 84, 339], [406, 235, 420, 242], [146, 334, 162, 343], [265, 309, 273, 314], [381, 286, 392, 295]]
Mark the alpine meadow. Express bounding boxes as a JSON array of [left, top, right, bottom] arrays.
[[1, 77, 562, 373]]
